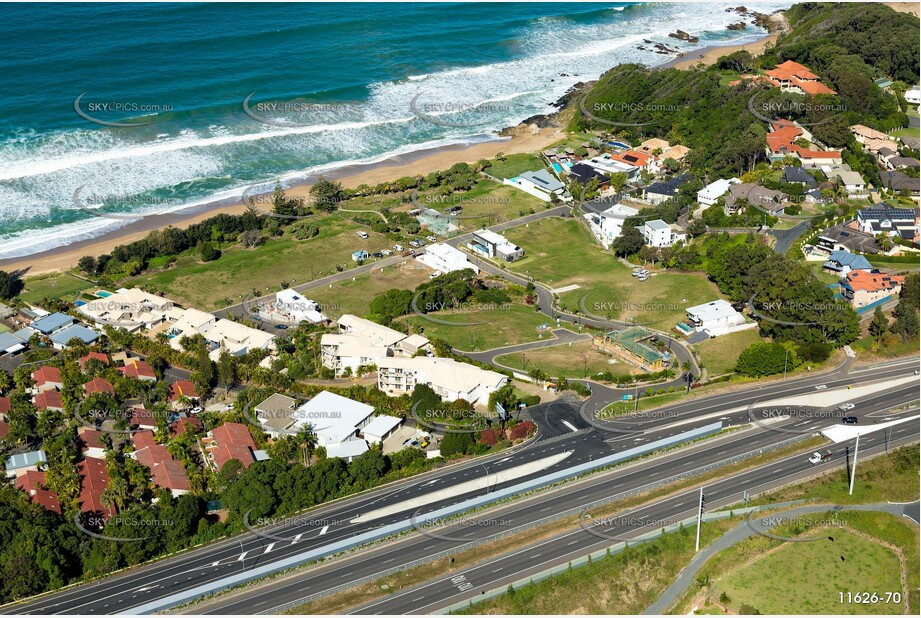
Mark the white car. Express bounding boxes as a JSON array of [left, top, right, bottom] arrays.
[[356, 231, 369, 239], [393, 244, 404, 251], [426, 235, 437, 242], [429, 272, 440, 279], [814, 385, 827, 390], [381, 249, 392, 256]]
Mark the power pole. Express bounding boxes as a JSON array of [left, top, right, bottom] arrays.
[[848, 434, 860, 496], [695, 487, 705, 552]]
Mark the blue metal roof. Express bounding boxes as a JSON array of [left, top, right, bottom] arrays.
[[48, 324, 100, 346], [29, 312, 74, 334]]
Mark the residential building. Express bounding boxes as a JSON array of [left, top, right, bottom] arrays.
[[28, 313, 75, 337], [377, 356, 507, 405], [351, 249, 369, 263], [781, 166, 818, 189], [764, 60, 836, 95], [723, 183, 785, 216], [320, 314, 412, 374], [78, 427, 107, 459], [254, 393, 299, 438], [324, 439, 369, 463], [262, 289, 328, 325], [78, 457, 114, 520], [199, 318, 276, 362], [610, 150, 656, 173], [119, 358, 157, 382], [149, 459, 191, 496], [79, 352, 110, 372], [0, 330, 28, 355], [360, 415, 403, 445], [32, 366, 63, 392], [697, 178, 741, 206], [169, 380, 200, 407], [128, 407, 159, 431], [78, 287, 178, 332], [289, 390, 375, 446], [5, 450, 47, 478], [767, 121, 841, 164], [863, 137, 900, 157], [849, 124, 890, 144], [822, 250, 873, 275], [857, 206, 919, 241], [84, 377, 114, 396], [15, 470, 61, 514], [840, 271, 905, 308], [467, 228, 524, 262], [905, 86, 921, 106], [888, 156, 920, 171], [206, 422, 257, 470], [683, 299, 755, 337], [504, 169, 567, 202], [417, 243, 479, 275], [582, 153, 637, 177], [583, 203, 639, 248], [643, 219, 685, 248], [33, 391, 64, 412], [815, 224, 882, 255], [643, 174, 692, 205], [880, 170, 921, 196], [568, 162, 610, 189]]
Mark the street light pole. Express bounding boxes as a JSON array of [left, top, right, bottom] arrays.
[[783, 349, 789, 380], [695, 487, 704, 553], [848, 434, 860, 496]]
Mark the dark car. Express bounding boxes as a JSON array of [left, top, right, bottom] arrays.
[[402, 250, 413, 256], [372, 252, 384, 258], [842, 416, 858, 424], [274, 324, 288, 330]]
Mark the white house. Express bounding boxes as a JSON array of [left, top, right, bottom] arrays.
[[684, 299, 755, 337], [905, 87, 921, 106], [583, 203, 639, 248], [319, 314, 426, 375], [79, 288, 179, 332], [290, 390, 375, 447], [167, 308, 217, 349], [203, 319, 276, 361], [360, 415, 403, 445], [267, 289, 328, 324], [504, 169, 567, 202], [697, 178, 740, 207], [417, 243, 479, 275], [376, 356, 508, 405], [468, 229, 524, 262], [643, 219, 685, 248]]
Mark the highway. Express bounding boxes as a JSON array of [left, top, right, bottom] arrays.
[[1, 357, 916, 614]]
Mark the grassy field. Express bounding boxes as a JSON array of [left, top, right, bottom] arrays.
[[19, 272, 95, 304], [414, 179, 547, 232], [400, 302, 558, 352], [494, 340, 639, 379], [303, 261, 433, 320], [129, 216, 390, 310], [851, 333, 920, 360], [485, 153, 547, 180], [715, 523, 905, 615], [694, 329, 763, 377]]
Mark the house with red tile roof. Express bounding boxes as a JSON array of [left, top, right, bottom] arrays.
[[840, 271, 905, 308], [171, 416, 204, 437], [150, 460, 191, 496], [128, 407, 159, 431], [78, 457, 114, 521], [16, 471, 62, 514], [764, 60, 836, 95], [84, 377, 115, 396], [133, 443, 172, 468], [767, 121, 841, 164], [611, 150, 656, 172], [32, 366, 63, 392], [33, 390, 64, 412], [78, 352, 110, 372], [0, 396, 10, 419], [118, 358, 157, 382], [132, 429, 158, 451], [169, 380, 199, 407], [78, 427, 108, 458], [205, 422, 256, 470]]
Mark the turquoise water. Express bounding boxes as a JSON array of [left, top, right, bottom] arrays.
[[0, 2, 788, 259]]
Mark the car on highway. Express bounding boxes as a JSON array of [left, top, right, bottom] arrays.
[[842, 416, 859, 424], [838, 402, 856, 411], [814, 384, 827, 390], [808, 449, 832, 464]]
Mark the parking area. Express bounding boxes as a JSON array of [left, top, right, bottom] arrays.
[[382, 424, 439, 455]]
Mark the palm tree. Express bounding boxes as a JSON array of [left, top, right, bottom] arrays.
[[296, 427, 318, 466]]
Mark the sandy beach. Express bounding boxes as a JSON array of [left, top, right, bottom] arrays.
[[2, 126, 562, 277], [664, 33, 781, 70], [886, 2, 920, 17]]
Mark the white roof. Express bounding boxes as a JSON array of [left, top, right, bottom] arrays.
[[325, 439, 370, 460], [645, 219, 670, 231], [378, 356, 507, 395], [686, 299, 740, 321], [320, 334, 391, 360], [292, 390, 375, 445], [474, 228, 515, 247], [697, 178, 739, 200], [173, 308, 216, 331], [337, 314, 406, 348], [276, 288, 307, 304], [403, 334, 430, 348], [600, 203, 639, 218], [206, 319, 275, 349], [362, 415, 403, 438]]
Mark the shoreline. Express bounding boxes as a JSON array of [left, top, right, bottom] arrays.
[[659, 33, 781, 71], [2, 127, 562, 278]]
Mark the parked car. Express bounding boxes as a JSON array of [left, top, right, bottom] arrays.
[[408, 240, 419, 247], [429, 272, 439, 279], [372, 251, 384, 258], [274, 324, 288, 330], [402, 250, 413, 257], [381, 249, 392, 256], [842, 416, 859, 424], [356, 231, 369, 239], [393, 244, 404, 251], [808, 450, 832, 464], [191, 406, 203, 414], [426, 235, 437, 242]]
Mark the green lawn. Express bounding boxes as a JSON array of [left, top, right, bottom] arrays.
[[19, 272, 95, 304], [129, 217, 388, 310], [495, 340, 639, 379], [501, 217, 723, 330], [413, 179, 547, 231], [718, 521, 905, 615], [304, 262, 433, 320], [694, 329, 764, 377], [852, 333, 920, 359], [485, 153, 548, 180], [400, 302, 558, 352]]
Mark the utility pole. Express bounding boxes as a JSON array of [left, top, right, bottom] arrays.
[[848, 434, 860, 496], [783, 348, 790, 380], [695, 487, 705, 552]]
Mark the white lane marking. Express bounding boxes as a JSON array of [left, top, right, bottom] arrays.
[[237, 552, 248, 561], [319, 525, 330, 536], [561, 420, 579, 432], [263, 543, 276, 554]]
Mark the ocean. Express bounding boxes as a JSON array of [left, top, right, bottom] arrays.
[[0, 1, 790, 260]]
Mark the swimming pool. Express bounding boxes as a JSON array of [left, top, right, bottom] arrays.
[[551, 163, 563, 173], [95, 290, 113, 298]]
